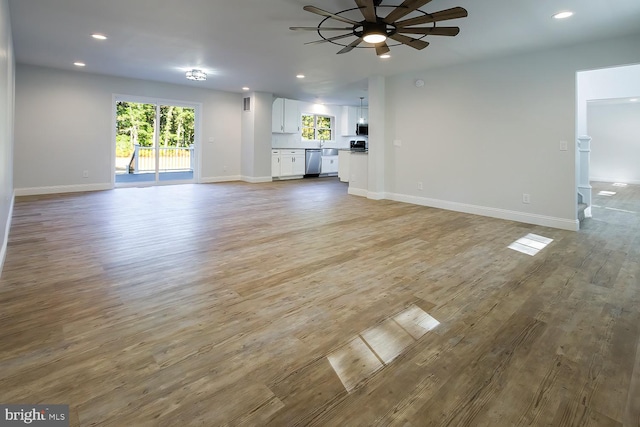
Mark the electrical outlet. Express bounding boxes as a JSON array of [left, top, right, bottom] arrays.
[[417, 181, 423, 190], [82, 170, 89, 178], [522, 193, 530, 204]]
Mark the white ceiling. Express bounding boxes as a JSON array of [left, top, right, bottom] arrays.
[[8, 0, 640, 106]]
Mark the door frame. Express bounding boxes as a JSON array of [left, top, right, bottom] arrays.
[[111, 94, 203, 188]]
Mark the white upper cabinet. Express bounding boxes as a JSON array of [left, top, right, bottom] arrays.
[[341, 106, 368, 136], [272, 98, 300, 133]]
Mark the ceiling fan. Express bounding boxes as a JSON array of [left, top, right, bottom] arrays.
[[290, 0, 468, 56]]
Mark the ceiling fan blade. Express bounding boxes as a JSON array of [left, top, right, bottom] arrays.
[[337, 37, 363, 54], [290, 26, 354, 31], [354, 0, 377, 23], [397, 26, 460, 36], [375, 42, 390, 56], [384, 0, 433, 24], [303, 5, 361, 25], [396, 7, 468, 27], [305, 33, 354, 45], [388, 33, 430, 50]]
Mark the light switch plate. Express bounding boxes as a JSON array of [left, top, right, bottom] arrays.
[[394, 139, 402, 147], [559, 140, 568, 151]]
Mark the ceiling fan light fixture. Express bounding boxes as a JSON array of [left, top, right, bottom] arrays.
[[186, 69, 207, 81], [363, 32, 387, 44], [362, 21, 388, 44]]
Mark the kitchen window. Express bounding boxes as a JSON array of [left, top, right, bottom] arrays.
[[301, 114, 333, 141]]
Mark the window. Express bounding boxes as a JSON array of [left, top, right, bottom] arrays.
[[301, 114, 333, 141]]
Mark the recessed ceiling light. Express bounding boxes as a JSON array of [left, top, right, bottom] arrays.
[[296, 74, 305, 79], [242, 87, 250, 91], [73, 62, 86, 67], [91, 34, 107, 40], [631, 98, 638, 102], [553, 11, 574, 19], [379, 54, 391, 59]]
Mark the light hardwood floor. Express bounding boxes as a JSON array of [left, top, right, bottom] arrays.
[[1, 178, 639, 426]]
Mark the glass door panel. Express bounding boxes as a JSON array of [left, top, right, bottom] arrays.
[[158, 105, 195, 181], [115, 101, 195, 185], [115, 101, 157, 184]]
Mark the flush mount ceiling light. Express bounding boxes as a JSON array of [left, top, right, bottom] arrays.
[[242, 86, 250, 91], [631, 98, 638, 102], [379, 53, 391, 59], [553, 11, 574, 19], [91, 33, 107, 40], [73, 62, 86, 67], [296, 74, 305, 79], [185, 69, 207, 81]]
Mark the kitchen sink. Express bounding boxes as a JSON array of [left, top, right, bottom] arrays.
[[322, 148, 339, 156]]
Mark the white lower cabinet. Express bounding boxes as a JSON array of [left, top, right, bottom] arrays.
[[273, 149, 305, 178], [272, 150, 281, 177], [321, 156, 338, 174]]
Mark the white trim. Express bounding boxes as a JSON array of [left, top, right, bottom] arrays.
[[348, 187, 368, 198], [242, 176, 273, 184], [0, 190, 15, 279], [367, 191, 386, 201], [590, 177, 640, 185], [387, 192, 579, 231], [272, 176, 303, 181], [200, 175, 242, 184], [14, 183, 112, 197]]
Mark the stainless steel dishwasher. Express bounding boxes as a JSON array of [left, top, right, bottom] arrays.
[[305, 149, 322, 175]]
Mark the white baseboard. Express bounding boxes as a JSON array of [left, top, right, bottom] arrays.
[[367, 191, 386, 201], [590, 177, 640, 185], [387, 192, 579, 231], [241, 176, 273, 184], [348, 187, 368, 197], [200, 175, 242, 184], [0, 190, 15, 279], [14, 183, 112, 197]]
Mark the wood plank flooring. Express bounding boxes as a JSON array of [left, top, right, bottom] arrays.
[[1, 178, 639, 426]]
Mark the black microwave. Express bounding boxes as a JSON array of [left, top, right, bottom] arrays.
[[356, 124, 368, 136]]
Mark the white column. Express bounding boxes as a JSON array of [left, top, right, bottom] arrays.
[[577, 135, 592, 216], [367, 76, 385, 199]]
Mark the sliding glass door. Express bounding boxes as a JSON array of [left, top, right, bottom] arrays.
[[115, 98, 196, 185]]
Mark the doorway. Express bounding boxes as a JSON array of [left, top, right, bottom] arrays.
[[576, 63, 640, 222], [114, 97, 199, 186]]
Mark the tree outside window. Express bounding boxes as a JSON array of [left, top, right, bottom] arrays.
[[301, 114, 333, 141]]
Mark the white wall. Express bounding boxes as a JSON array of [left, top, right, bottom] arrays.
[[381, 33, 640, 231], [577, 63, 640, 136], [0, 0, 15, 276], [14, 64, 242, 193], [588, 102, 640, 184]]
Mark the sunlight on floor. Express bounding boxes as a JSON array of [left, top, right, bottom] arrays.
[[508, 233, 553, 256], [327, 304, 439, 392]]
